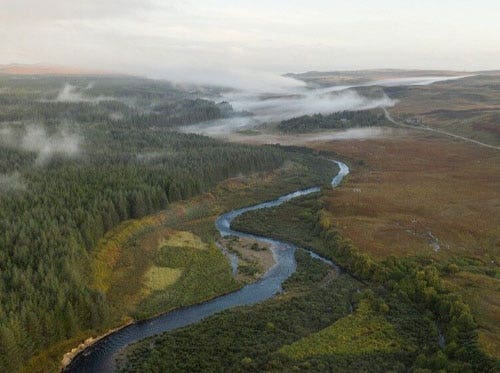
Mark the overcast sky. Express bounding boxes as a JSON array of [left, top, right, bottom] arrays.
[[1, 0, 499, 80]]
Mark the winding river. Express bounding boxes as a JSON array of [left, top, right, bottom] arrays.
[[64, 160, 349, 372]]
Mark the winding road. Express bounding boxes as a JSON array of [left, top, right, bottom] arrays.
[[383, 107, 500, 151], [64, 160, 350, 372]]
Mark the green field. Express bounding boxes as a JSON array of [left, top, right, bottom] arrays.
[[279, 298, 409, 359]]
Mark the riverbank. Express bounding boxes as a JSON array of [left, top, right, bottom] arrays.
[[55, 153, 336, 372], [60, 321, 133, 370]]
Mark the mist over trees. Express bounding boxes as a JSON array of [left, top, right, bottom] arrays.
[[0, 75, 285, 371]]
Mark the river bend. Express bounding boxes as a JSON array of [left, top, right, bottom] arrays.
[[65, 160, 349, 372]]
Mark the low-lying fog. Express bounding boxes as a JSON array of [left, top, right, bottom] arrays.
[[179, 74, 470, 137], [55, 83, 111, 103], [0, 125, 81, 165]]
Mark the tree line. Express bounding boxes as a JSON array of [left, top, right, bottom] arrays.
[[279, 109, 388, 133]]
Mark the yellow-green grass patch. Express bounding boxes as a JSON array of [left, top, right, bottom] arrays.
[[159, 230, 208, 250], [279, 300, 409, 359], [143, 266, 183, 292]]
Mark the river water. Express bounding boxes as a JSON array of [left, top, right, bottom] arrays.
[[64, 160, 349, 372]]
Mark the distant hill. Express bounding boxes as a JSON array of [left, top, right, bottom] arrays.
[[285, 69, 472, 86], [0, 63, 108, 75]]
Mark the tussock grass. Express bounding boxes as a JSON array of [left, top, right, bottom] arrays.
[[315, 137, 499, 261]]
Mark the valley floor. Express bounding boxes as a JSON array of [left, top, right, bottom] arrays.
[[48, 153, 334, 372]]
